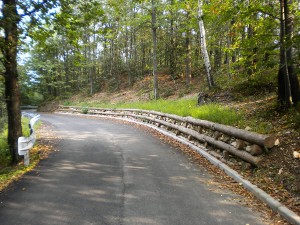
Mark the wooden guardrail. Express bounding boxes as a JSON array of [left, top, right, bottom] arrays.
[[57, 106, 277, 166]]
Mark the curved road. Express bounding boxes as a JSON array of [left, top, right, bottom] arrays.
[[0, 113, 266, 225]]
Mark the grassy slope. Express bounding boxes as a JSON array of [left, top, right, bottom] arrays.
[[71, 98, 242, 126]]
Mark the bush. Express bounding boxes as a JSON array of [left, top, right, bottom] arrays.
[[63, 101, 72, 106], [81, 107, 89, 114]]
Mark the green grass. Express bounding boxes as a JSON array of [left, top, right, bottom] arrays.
[[0, 155, 42, 191], [68, 97, 243, 126], [0, 116, 43, 191], [0, 122, 9, 166]]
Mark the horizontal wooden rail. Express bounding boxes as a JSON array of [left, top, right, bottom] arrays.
[[57, 106, 277, 166]]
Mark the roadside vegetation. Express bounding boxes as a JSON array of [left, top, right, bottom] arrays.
[[0, 117, 43, 191], [59, 73, 283, 135], [65, 98, 243, 127]]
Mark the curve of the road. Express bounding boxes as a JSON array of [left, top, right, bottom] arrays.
[[0, 113, 267, 225]]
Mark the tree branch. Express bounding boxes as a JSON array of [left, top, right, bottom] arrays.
[[19, 0, 51, 18], [256, 9, 280, 21]]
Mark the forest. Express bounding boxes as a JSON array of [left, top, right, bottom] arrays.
[[1, 0, 300, 161], [1, 1, 300, 219], [2, 0, 298, 103]]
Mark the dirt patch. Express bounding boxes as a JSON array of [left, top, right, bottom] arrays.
[[66, 74, 202, 106], [38, 101, 60, 112]]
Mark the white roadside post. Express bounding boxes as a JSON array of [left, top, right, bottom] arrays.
[[18, 114, 40, 166]]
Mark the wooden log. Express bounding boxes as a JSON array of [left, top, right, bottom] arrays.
[[129, 109, 276, 149], [59, 106, 276, 149], [132, 114, 262, 166], [187, 118, 275, 148]]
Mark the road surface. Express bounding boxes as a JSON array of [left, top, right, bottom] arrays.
[[0, 113, 267, 225]]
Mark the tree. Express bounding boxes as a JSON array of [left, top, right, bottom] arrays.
[[0, 0, 58, 165], [197, 0, 215, 89], [278, 0, 300, 108], [24, 0, 300, 106], [151, 0, 159, 99], [1, 0, 22, 165]]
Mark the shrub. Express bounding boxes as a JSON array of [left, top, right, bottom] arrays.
[[81, 107, 89, 114]]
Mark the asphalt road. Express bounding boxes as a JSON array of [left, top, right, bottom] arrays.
[[0, 113, 267, 225]]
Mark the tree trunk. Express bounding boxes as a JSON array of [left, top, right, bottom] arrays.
[[278, 0, 300, 107], [225, 23, 232, 79], [214, 42, 222, 71], [197, 0, 215, 89], [185, 30, 192, 86], [151, 0, 159, 99], [1, 0, 22, 164], [169, 0, 176, 78]]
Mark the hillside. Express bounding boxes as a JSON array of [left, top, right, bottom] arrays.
[[44, 74, 300, 219]]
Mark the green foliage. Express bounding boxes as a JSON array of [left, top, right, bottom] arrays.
[[190, 104, 242, 125], [21, 91, 44, 106], [22, 117, 31, 137], [81, 107, 89, 114], [0, 151, 43, 191], [21, 0, 300, 113], [0, 126, 9, 166], [0, 117, 36, 166], [63, 101, 72, 106], [76, 98, 242, 126]]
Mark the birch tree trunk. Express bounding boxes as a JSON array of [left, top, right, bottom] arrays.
[[197, 0, 215, 89]]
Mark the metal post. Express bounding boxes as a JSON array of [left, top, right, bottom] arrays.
[[24, 152, 30, 166]]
